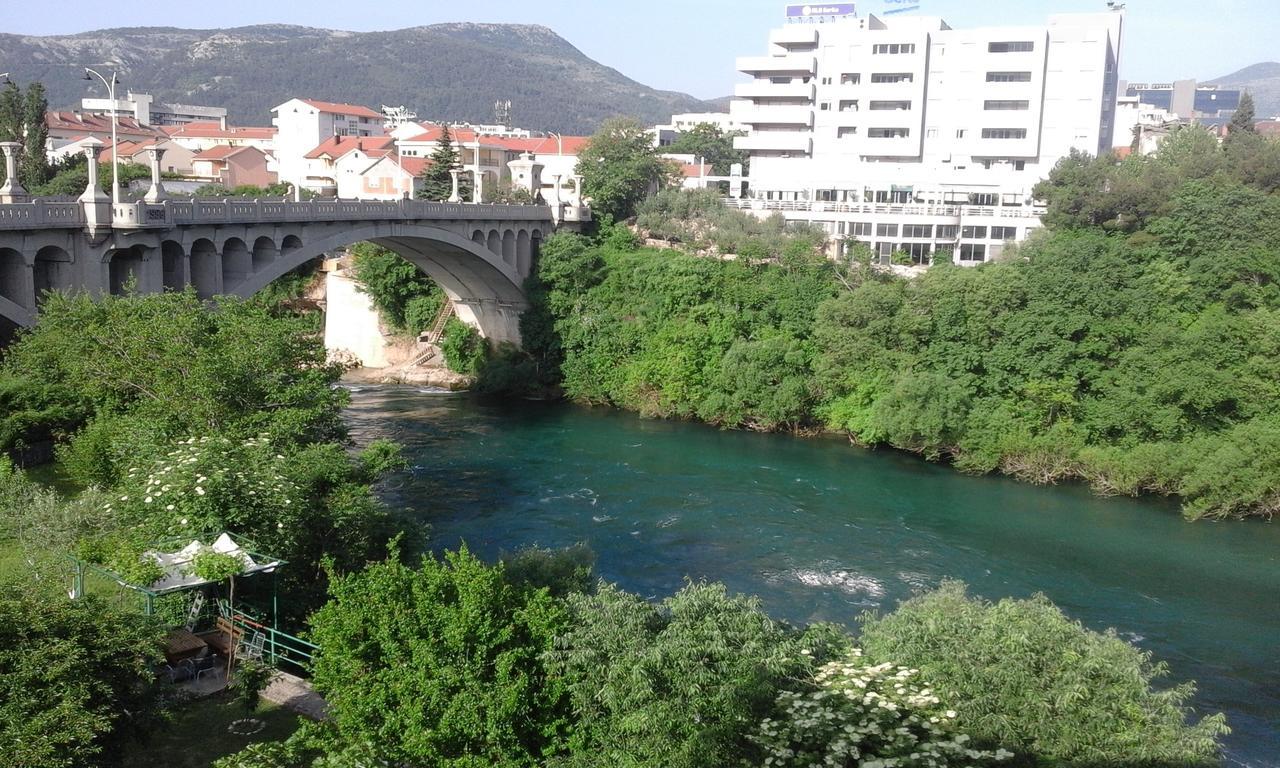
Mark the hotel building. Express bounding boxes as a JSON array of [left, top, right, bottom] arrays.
[[729, 7, 1124, 264]]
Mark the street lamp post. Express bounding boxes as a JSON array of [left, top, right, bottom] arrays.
[[83, 68, 122, 206]]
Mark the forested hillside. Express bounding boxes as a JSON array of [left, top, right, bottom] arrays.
[[0, 24, 711, 132], [523, 126, 1280, 519]]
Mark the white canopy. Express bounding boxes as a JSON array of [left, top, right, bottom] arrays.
[[142, 532, 281, 594]]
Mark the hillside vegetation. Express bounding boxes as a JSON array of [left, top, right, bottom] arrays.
[[0, 23, 711, 133], [524, 126, 1280, 519]]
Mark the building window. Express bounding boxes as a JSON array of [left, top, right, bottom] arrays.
[[770, 76, 793, 84], [988, 41, 1034, 53], [821, 76, 833, 85], [876, 223, 899, 237], [820, 102, 831, 110], [837, 126, 858, 138], [926, 127, 938, 138], [849, 222, 872, 236], [841, 73, 861, 84], [984, 100, 1030, 110], [956, 129, 967, 138], [905, 242, 932, 263], [981, 128, 1027, 139], [872, 43, 916, 55], [959, 244, 987, 261], [902, 224, 932, 238], [869, 100, 912, 111], [868, 127, 910, 138], [839, 100, 859, 112], [961, 225, 988, 239], [991, 226, 1018, 239], [871, 72, 914, 84], [936, 225, 959, 238], [969, 193, 998, 206], [1014, 160, 1026, 171], [986, 71, 1033, 82]]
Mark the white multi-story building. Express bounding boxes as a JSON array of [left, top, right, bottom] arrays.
[[271, 99, 387, 192], [730, 8, 1124, 264], [651, 112, 748, 147], [81, 91, 229, 128]]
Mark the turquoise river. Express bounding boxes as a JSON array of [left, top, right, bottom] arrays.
[[344, 386, 1280, 767]]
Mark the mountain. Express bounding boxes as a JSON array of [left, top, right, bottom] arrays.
[[1205, 62, 1280, 118], [0, 23, 714, 134]]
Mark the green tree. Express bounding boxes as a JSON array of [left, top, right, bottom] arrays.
[[1228, 91, 1257, 137], [860, 582, 1229, 766], [663, 122, 749, 175], [575, 116, 674, 221], [308, 546, 572, 768], [417, 125, 473, 201], [348, 242, 443, 333], [20, 81, 50, 190], [0, 590, 165, 768], [549, 581, 849, 768], [0, 81, 22, 187]]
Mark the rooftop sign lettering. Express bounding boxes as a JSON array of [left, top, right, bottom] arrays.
[[785, 4, 857, 18]]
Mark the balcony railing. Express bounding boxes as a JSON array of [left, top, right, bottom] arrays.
[[722, 198, 1047, 219], [0, 200, 86, 230]]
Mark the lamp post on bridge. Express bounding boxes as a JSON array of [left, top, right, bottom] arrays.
[[83, 67, 123, 207]]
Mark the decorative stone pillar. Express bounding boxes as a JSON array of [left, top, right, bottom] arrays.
[[448, 169, 462, 203], [471, 170, 485, 204], [548, 174, 563, 208], [143, 146, 167, 202], [78, 138, 111, 230], [0, 141, 28, 203], [505, 152, 544, 201], [570, 175, 585, 206]]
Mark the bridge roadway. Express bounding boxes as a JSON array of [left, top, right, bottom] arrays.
[[0, 196, 585, 344]]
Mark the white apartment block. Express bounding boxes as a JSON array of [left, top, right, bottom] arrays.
[[730, 8, 1124, 264], [271, 99, 387, 193], [81, 91, 229, 128]]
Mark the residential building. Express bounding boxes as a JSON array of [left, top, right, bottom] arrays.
[[98, 137, 198, 176], [302, 135, 394, 197], [271, 99, 387, 192], [341, 155, 429, 200], [164, 123, 277, 154], [80, 91, 229, 128], [731, 8, 1125, 264], [45, 111, 166, 158], [190, 145, 277, 189], [1124, 80, 1240, 119], [1112, 95, 1182, 153], [651, 112, 748, 147]]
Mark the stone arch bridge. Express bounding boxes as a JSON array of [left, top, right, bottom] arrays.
[[0, 196, 588, 344]]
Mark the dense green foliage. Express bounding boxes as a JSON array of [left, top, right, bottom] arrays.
[[348, 242, 445, 334], [308, 547, 571, 767], [549, 582, 849, 767], [636, 188, 825, 259], [661, 123, 748, 175], [0, 79, 53, 191], [576, 117, 678, 222], [530, 133, 1280, 517], [0, 590, 165, 768], [860, 582, 1229, 766], [439, 316, 486, 375]]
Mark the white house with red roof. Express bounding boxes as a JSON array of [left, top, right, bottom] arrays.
[[339, 155, 429, 200], [302, 135, 394, 196], [271, 98, 387, 193], [45, 111, 167, 160], [164, 122, 277, 154], [97, 137, 198, 176]]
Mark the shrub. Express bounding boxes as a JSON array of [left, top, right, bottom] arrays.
[[859, 582, 1229, 766], [440, 317, 487, 376]]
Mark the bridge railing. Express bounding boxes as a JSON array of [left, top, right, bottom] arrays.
[[0, 200, 86, 230]]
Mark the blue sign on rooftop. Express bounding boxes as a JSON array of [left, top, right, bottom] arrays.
[[785, 3, 857, 18]]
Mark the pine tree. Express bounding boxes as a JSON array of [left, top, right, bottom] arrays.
[[20, 82, 50, 190], [1228, 92, 1257, 137], [416, 125, 473, 201]]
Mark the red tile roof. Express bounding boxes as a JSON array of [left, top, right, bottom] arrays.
[[679, 162, 711, 177], [166, 122, 277, 140], [97, 138, 168, 162], [376, 155, 430, 176], [193, 144, 262, 161], [490, 135, 591, 155], [46, 111, 164, 138], [304, 135, 394, 160], [299, 99, 383, 119]]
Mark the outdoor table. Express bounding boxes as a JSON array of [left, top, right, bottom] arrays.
[[164, 628, 208, 664]]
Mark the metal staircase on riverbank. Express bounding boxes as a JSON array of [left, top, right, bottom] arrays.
[[424, 299, 455, 345]]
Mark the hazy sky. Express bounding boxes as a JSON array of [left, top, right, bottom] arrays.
[[1, 0, 1274, 99]]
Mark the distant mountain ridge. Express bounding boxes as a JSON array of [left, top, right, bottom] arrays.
[[0, 23, 715, 134], [1206, 61, 1280, 118]]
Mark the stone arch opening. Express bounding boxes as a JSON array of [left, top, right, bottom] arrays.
[[252, 236, 279, 273], [471, 230, 486, 246], [516, 230, 531, 276], [231, 222, 529, 345], [0, 248, 29, 309], [501, 230, 516, 267], [486, 230, 501, 256], [161, 241, 185, 292], [33, 246, 72, 308], [190, 238, 220, 299], [281, 235, 303, 260], [221, 238, 252, 289], [108, 245, 148, 296]]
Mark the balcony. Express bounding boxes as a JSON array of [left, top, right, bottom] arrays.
[[736, 54, 817, 76], [729, 102, 814, 127], [734, 132, 813, 153], [734, 81, 816, 101], [769, 27, 819, 48]]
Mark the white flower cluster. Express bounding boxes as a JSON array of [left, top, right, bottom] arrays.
[[753, 649, 1009, 768]]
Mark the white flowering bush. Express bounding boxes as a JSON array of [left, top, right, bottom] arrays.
[[751, 649, 1009, 768], [88, 436, 304, 580]]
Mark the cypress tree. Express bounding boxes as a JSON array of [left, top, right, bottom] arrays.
[[1228, 92, 1257, 137], [0, 82, 22, 187], [20, 82, 50, 190], [416, 125, 473, 201]]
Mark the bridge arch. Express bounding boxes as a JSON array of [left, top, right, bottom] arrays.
[[190, 238, 220, 299], [107, 245, 150, 296], [161, 241, 185, 291], [501, 230, 516, 267], [486, 230, 500, 257], [221, 238, 251, 287], [252, 236, 279, 273], [0, 247, 29, 313], [228, 221, 530, 344]]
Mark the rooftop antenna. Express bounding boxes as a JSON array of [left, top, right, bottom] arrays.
[[493, 99, 512, 130]]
